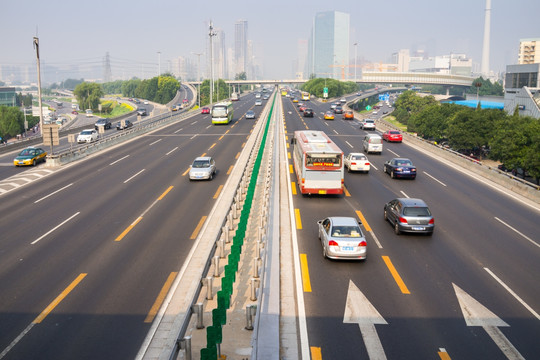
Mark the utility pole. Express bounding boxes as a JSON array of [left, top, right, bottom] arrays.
[[209, 21, 217, 105], [354, 42, 358, 82], [33, 37, 43, 136]]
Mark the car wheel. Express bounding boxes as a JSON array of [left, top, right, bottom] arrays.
[[394, 222, 401, 235], [322, 244, 328, 258], [391, 171, 395, 179], [32, 159, 36, 166], [210, 172, 214, 180], [384, 209, 388, 221], [347, 165, 350, 173]]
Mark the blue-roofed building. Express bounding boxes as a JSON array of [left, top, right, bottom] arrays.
[[449, 99, 504, 109]]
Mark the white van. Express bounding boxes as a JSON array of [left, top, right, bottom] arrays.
[[363, 134, 383, 154]]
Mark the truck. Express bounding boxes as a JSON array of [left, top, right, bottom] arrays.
[[231, 92, 240, 101]]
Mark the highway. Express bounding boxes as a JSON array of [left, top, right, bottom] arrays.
[[0, 87, 538, 360], [283, 95, 540, 359], [0, 92, 264, 359]]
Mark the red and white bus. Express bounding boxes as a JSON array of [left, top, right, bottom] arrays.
[[292, 130, 344, 195]]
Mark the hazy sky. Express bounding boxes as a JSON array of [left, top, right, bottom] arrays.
[[1, 0, 539, 81]]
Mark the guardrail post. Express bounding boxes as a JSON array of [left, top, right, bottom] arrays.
[[192, 303, 204, 329], [218, 239, 225, 258], [223, 225, 230, 243], [250, 278, 260, 301], [245, 305, 257, 330], [213, 256, 220, 277], [179, 335, 192, 360], [205, 276, 213, 300], [252, 258, 259, 278]]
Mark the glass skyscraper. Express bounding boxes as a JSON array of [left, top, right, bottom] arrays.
[[307, 11, 350, 79]]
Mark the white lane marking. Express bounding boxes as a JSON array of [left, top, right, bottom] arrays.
[[190, 135, 198, 140], [423, 171, 447, 186], [31, 212, 80, 245], [345, 141, 354, 148], [35, 183, 73, 203], [191, 121, 197, 125], [166, 147, 178, 156], [370, 164, 378, 171], [400, 191, 409, 198], [149, 139, 162, 146], [0, 322, 36, 359], [110, 155, 130, 165], [174, 128, 183, 134], [494, 217, 539, 248], [206, 125, 212, 129], [387, 149, 400, 157], [124, 169, 145, 183], [484, 267, 540, 320], [370, 231, 383, 249], [333, 129, 339, 135]]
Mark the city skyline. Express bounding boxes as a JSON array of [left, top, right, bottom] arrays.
[[1, 0, 539, 84]]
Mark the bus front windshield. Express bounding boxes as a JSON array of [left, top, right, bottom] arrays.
[[212, 106, 227, 117], [305, 153, 341, 168]]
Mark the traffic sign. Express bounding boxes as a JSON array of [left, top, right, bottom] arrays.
[[42, 124, 59, 146], [323, 87, 328, 98], [366, 105, 372, 111]]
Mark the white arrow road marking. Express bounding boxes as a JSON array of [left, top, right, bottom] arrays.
[[453, 283, 525, 360], [344, 280, 387, 360]]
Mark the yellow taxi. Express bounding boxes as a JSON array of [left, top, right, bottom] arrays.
[[324, 111, 335, 120], [14, 147, 47, 166], [292, 98, 299, 103]]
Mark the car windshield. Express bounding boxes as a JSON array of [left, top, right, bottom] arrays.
[[19, 149, 35, 156], [192, 160, 210, 168], [331, 226, 362, 238], [212, 106, 227, 117], [403, 207, 431, 217]]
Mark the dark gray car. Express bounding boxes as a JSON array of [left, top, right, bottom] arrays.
[[384, 198, 434, 235]]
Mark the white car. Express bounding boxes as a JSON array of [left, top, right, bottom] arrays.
[[340, 98, 347, 103], [255, 100, 262, 106], [77, 129, 98, 143], [360, 119, 376, 130], [344, 153, 370, 173]]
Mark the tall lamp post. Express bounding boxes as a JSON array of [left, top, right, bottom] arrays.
[[33, 37, 43, 136], [192, 52, 203, 108], [157, 51, 161, 77], [354, 42, 358, 82], [209, 22, 217, 105]]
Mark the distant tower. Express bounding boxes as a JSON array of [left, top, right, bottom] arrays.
[[481, 0, 491, 77], [103, 52, 112, 82]]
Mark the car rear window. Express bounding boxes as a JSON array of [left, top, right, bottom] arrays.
[[331, 226, 362, 237], [403, 207, 431, 216]]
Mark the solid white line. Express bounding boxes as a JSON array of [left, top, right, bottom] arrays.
[[345, 141, 354, 148], [35, 183, 73, 203], [31, 212, 80, 245], [423, 171, 447, 186], [400, 191, 409, 198], [484, 267, 540, 320], [109, 155, 130, 165], [387, 149, 400, 157], [149, 139, 162, 146], [166, 147, 178, 156], [0, 322, 36, 359], [494, 217, 539, 248], [370, 231, 383, 249], [124, 169, 145, 183]]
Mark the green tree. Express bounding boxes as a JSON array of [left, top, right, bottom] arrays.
[[121, 78, 141, 98], [0, 106, 24, 138], [467, 77, 503, 96], [73, 82, 104, 111], [155, 75, 181, 104]]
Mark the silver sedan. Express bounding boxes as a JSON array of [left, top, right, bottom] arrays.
[[317, 217, 367, 260]]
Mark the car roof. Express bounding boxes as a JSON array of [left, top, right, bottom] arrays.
[[391, 157, 412, 161], [328, 217, 359, 226], [395, 198, 428, 207], [348, 152, 367, 157], [194, 156, 212, 161]]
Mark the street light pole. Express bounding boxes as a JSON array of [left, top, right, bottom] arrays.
[[192, 52, 203, 109], [157, 51, 161, 77], [209, 22, 217, 105], [354, 42, 358, 82], [33, 37, 43, 137]]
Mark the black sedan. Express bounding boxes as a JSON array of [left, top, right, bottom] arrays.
[[383, 158, 416, 179], [303, 108, 314, 117], [116, 119, 133, 130]]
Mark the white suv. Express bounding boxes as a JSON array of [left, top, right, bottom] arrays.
[[77, 129, 98, 143], [360, 119, 376, 130]]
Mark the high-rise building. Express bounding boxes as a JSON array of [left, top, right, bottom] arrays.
[[518, 38, 540, 64], [296, 39, 308, 79], [307, 11, 350, 79], [234, 20, 248, 77]]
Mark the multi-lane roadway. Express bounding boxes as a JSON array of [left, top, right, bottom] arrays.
[[0, 91, 266, 359], [284, 94, 539, 359]]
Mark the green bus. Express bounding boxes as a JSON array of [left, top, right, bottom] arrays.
[[211, 102, 234, 125]]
